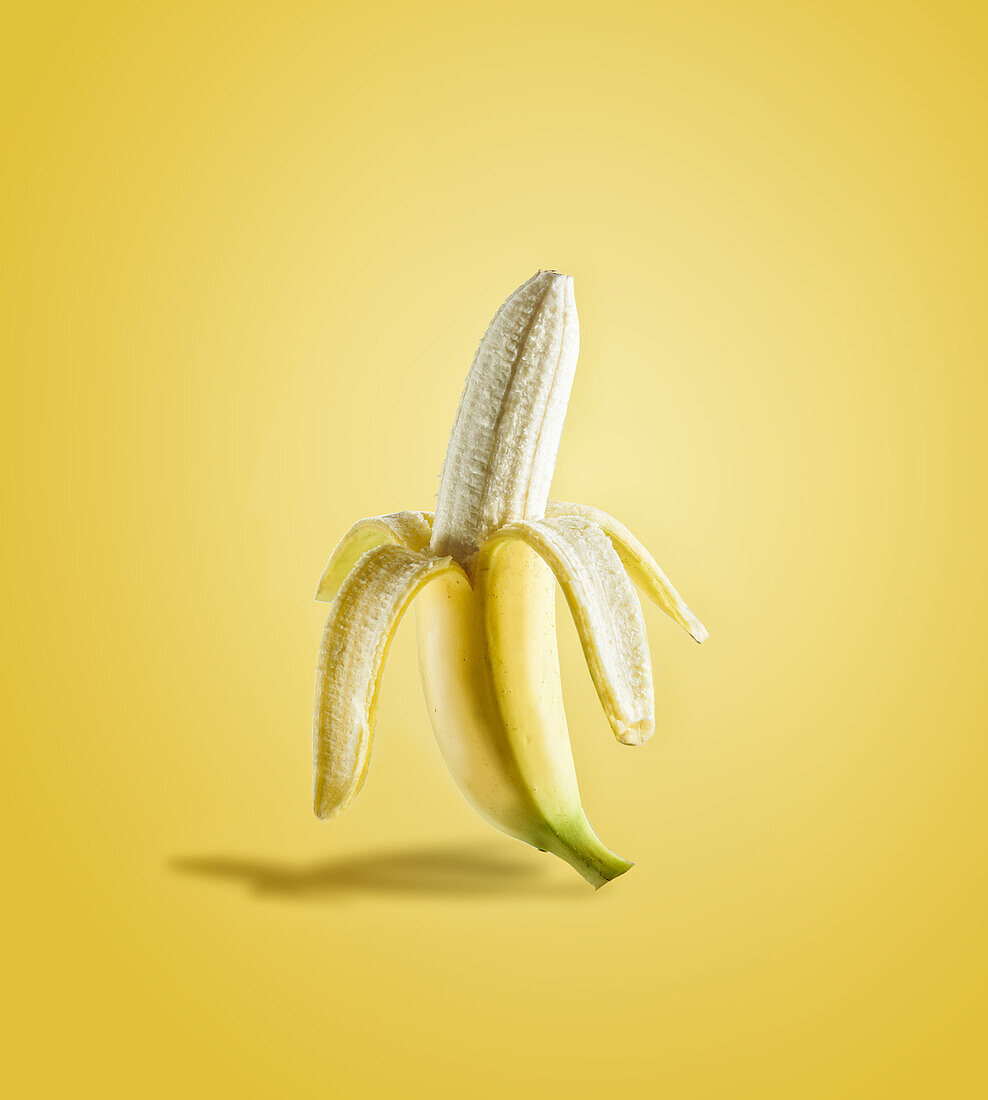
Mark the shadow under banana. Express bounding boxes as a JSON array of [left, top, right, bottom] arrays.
[[169, 842, 587, 900]]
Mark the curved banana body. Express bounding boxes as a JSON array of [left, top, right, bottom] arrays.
[[416, 539, 630, 887], [312, 271, 707, 887]]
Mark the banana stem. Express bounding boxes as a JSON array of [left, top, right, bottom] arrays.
[[542, 820, 633, 889]]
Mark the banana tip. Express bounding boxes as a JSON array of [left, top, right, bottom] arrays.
[[617, 718, 654, 746]]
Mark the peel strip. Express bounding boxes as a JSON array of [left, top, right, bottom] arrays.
[[486, 516, 655, 746], [315, 511, 434, 603], [313, 544, 460, 816], [546, 501, 708, 643]]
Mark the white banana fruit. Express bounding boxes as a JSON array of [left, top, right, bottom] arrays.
[[313, 271, 706, 887]]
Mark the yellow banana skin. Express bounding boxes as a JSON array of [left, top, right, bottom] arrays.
[[416, 540, 632, 887]]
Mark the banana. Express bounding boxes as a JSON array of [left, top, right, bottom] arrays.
[[313, 271, 707, 887]]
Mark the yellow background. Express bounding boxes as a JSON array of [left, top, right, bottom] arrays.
[[3, 2, 986, 1096]]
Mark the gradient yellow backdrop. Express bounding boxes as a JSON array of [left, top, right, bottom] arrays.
[[2, 2, 985, 1096]]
